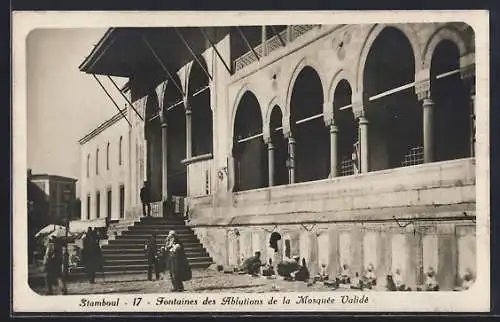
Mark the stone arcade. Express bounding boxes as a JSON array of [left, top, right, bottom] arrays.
[[77, 23, 476, 290]]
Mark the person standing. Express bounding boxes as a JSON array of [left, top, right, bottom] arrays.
[[145, 235, 160, 281], [82, 228, 98, 283], [43, 236, 67, 295], [166, 231, 191, 292], [140, 182, 151, 217]]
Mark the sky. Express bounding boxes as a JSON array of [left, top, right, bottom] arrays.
[[27, 28, 128, 189]]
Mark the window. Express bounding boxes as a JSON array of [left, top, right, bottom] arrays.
[[119, 185, 125, 218], [86, 154, 90, 178], [119, 136, 123, 166], [107, 189, 112, 219], [106, 142, 110, 170], [96, 148, 99, 175], [86, 194, 91, 220], [96, 191, 100, 218]]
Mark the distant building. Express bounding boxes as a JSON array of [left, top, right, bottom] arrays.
[[75, 109, 132, 230], [28, 171, 77, 226]]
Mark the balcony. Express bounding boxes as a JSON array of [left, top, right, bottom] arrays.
[[189, 158, 476, 226], [233, 25, 317, 72]]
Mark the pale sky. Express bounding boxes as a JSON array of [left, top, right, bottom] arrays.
[[27, 28, 128, 188]]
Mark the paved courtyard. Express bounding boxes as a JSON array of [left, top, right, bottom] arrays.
[[30, 270, 350, 295]]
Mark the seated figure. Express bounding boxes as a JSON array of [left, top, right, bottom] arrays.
[[363, 263, 377, 289], [240, 251, 262, 276], [424, 267, 439, 291], [293, 258, 310, 282], [277, 255, 300, 280], [393, 268, 407, 291], [337, 264, 351, 285]]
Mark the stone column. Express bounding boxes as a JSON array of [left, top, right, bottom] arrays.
[[415, 70, 434, 163], [309, 233, 319, 277], [422, 98, 435, 163], [329, 121, 338, 177], [185, 104, 192, 159], [160, 115, 169, 201], [266, 137, 275, 187], [261, 25, 267, 57], [359, 116, 369, 173], [286, 25, 293, 43], [287, 134, 296, 184]]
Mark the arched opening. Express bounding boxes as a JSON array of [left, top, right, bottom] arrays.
[[145, 93, 162, 202], [269, 106, 288, 186], [233, 91, 267, 191], [431, 40, 471, 161], [164, 75, 187, 197], [363, 27, 422, 171], [333, 80, 357, 176], [188, 57, 213, 156], [290, 66, 329, 182]]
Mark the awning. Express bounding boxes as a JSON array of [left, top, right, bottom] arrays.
[[79, 27, 233, 77]]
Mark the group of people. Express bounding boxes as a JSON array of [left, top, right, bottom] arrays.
[[82, 227, 103, 284], [145, 231, 192, 292], [239, 251, 311, 282]]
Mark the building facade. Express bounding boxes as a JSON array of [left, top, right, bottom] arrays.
[[75, 110, 132, 230], [79, 23, 477, 290]]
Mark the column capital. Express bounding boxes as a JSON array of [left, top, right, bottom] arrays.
[[263, 135, 272, 145], [324, 117, 335, 127], [159, 110, 167, 126], [415, 78, 431, 101], [284, 129, 293, 139], [351, 91, 367, 119]]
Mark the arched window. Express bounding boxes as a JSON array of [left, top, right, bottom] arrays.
[[96, 148, 99, 175], [332, 80, 357, 176], [86, 154, 90, 178], [363, 27, 420, 171], [188, 56, 213, 156], [164, 75, 187, 197], [106, 142, 110, 170], [119, 136, 123, 166], [430, 40, 471, 161], [233, 91, 267, 191], [290, 66, 329, 182]]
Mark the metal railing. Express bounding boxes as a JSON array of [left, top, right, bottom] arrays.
[[340, 155, 355, 177], [233, 25, 316, 72], [401, 146, 424, 167], [150, 201, 163, 218]]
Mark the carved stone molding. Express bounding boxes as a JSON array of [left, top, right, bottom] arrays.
[[415, 78, 431, 101]]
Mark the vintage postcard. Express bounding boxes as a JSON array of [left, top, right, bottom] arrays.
[[12, 10, 490, 313]]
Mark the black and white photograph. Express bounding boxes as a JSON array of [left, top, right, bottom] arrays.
[[13, 10, 490, 313]]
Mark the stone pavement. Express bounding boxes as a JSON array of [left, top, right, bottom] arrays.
[[30, 270, 346, 295]]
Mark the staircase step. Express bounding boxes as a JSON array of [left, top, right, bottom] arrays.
[[118, 233, 197, 239], [103, 242, 203, 249], [102, 246, 207, 253], [102, 261, 212, 271], [104, 257, 212, 265]]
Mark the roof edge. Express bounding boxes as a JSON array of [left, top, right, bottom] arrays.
[[78, 109, 128, 145], [78, 28, 117, 74]]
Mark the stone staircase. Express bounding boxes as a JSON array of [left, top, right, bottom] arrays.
[[74, 216, 213, 276]]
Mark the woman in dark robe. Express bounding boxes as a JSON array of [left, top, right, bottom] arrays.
[[166, 231, 192, 292]]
